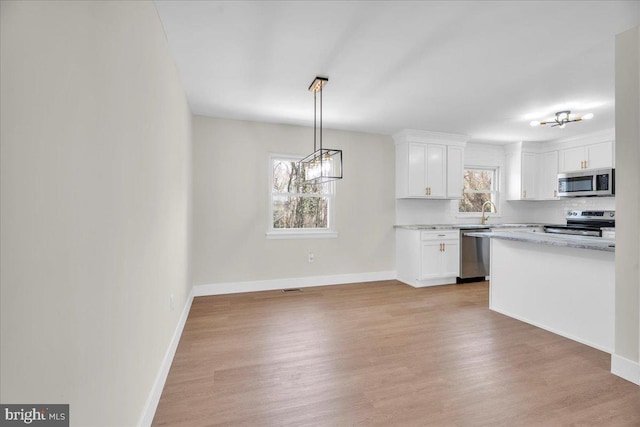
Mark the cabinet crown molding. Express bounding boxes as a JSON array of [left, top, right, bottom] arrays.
[[393, 129, 468, 147], [551, 128, 615, 146]]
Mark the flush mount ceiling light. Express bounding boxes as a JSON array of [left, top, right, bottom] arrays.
[[530, 110, 594, 129], [299, 76, 343, 183]]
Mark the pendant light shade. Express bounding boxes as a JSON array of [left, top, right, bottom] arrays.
[[300, 148, 343, 182], [299, 76, 343, 183]]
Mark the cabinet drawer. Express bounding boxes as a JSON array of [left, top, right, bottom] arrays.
[[421, 230, 458, 241]]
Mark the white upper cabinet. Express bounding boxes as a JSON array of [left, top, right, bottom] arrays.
[[426, 144, 446, 197], [446, 146, 464, 199], [505, 143, 540, 200], [404, 143, 445, 197], [558, 140, 614, 172], [521, 152, 538, 200], [559, 146, 584, 172], [586, 141, 614, 169], [506, 130, 614, 201], [395, 130, 467, 199], [539, 150, 559, 200], [407, 143, 428, 196]]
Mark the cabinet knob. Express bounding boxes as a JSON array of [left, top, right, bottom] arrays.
[[553, 190, 557, 198]]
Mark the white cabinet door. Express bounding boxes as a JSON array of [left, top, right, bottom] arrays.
[[441, 240, 460, 277], [559, 141, 613, 172], [406, 143, 445, 198], [426, 144, 446, 197], [421, 238, 459, 279], [408, 143, 427, 197], [586, 141, 613, 169], [521, 153, 538, 199], [446, 146, 464, 199], [420, 241, 443, 280], [559, 146, 585, 172], [539, 150, 559, 200]]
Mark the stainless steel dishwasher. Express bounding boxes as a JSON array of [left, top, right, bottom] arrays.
[[458, 228, 490, 280]]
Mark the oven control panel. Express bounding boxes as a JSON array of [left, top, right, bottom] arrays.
[[566, 210, 615, 220]]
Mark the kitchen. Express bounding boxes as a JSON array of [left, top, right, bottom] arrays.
[[393, 127, 616, 352], [1, 1, 639, 426]]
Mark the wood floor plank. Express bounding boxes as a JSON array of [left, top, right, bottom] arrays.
[[152, 280, 640, 426]]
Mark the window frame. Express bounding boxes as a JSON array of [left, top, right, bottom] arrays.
[[266, 153, 337, 239], [457, 166, 501, 218]]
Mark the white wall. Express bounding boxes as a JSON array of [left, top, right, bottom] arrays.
[[396, 142, 615, 226], [192, 116, 395, 286], [614, 26, 640, 373], [0, 2, 192, 425]]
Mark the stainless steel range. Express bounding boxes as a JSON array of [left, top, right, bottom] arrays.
[[544, 210, 615, 237]]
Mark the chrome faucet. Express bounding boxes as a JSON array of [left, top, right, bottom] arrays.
[[481, 200, 497, 225]]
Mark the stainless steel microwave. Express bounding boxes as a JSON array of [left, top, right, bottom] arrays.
[[557, 168, 615, 197]]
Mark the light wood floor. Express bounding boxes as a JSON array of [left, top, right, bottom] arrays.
[[153, 281, 640, 426]]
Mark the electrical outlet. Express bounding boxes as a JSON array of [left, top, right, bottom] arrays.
[[308, 252, 315, 263], [170, 294, 175, 311]]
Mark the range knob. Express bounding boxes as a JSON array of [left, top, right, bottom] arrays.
[[609, 212, 615, 217]]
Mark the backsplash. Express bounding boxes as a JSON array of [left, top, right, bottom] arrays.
[[395, 196, 615, 226], [515, 197, 616, 224]]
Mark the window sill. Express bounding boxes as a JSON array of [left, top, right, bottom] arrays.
[[266, 230, 338, 240]]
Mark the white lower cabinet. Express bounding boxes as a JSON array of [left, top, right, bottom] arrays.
[[397, 229, 460, 287]]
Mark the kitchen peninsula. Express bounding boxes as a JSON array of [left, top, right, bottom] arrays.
[[470, 230, 615, 353]]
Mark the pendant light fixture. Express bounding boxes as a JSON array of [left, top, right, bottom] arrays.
[[530, 110, 594, 128], [299, 76, 343, 183]]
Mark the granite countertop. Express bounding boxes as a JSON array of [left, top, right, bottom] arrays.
[[394, 223, 544, 230], [466, 230, 615, 253]]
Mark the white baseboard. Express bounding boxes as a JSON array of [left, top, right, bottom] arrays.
[[138, 287, 195, 427], [194, 270, 397, 296], [489, 306, 613, 354], [611, 354, 640, 385]]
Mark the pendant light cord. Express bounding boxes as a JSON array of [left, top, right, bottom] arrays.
[[313, 90, 317, 153], [319, 85, 323, 152]]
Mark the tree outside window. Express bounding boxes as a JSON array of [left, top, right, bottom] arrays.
[[270, 156, 333, 230], [459, 168, 498, 213]]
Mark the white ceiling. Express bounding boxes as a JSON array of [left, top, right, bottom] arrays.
[[154, 1, 639, 143]]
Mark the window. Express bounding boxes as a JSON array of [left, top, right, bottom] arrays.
[[267, 154, 336, 239], [459, 167, 499, 214]]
